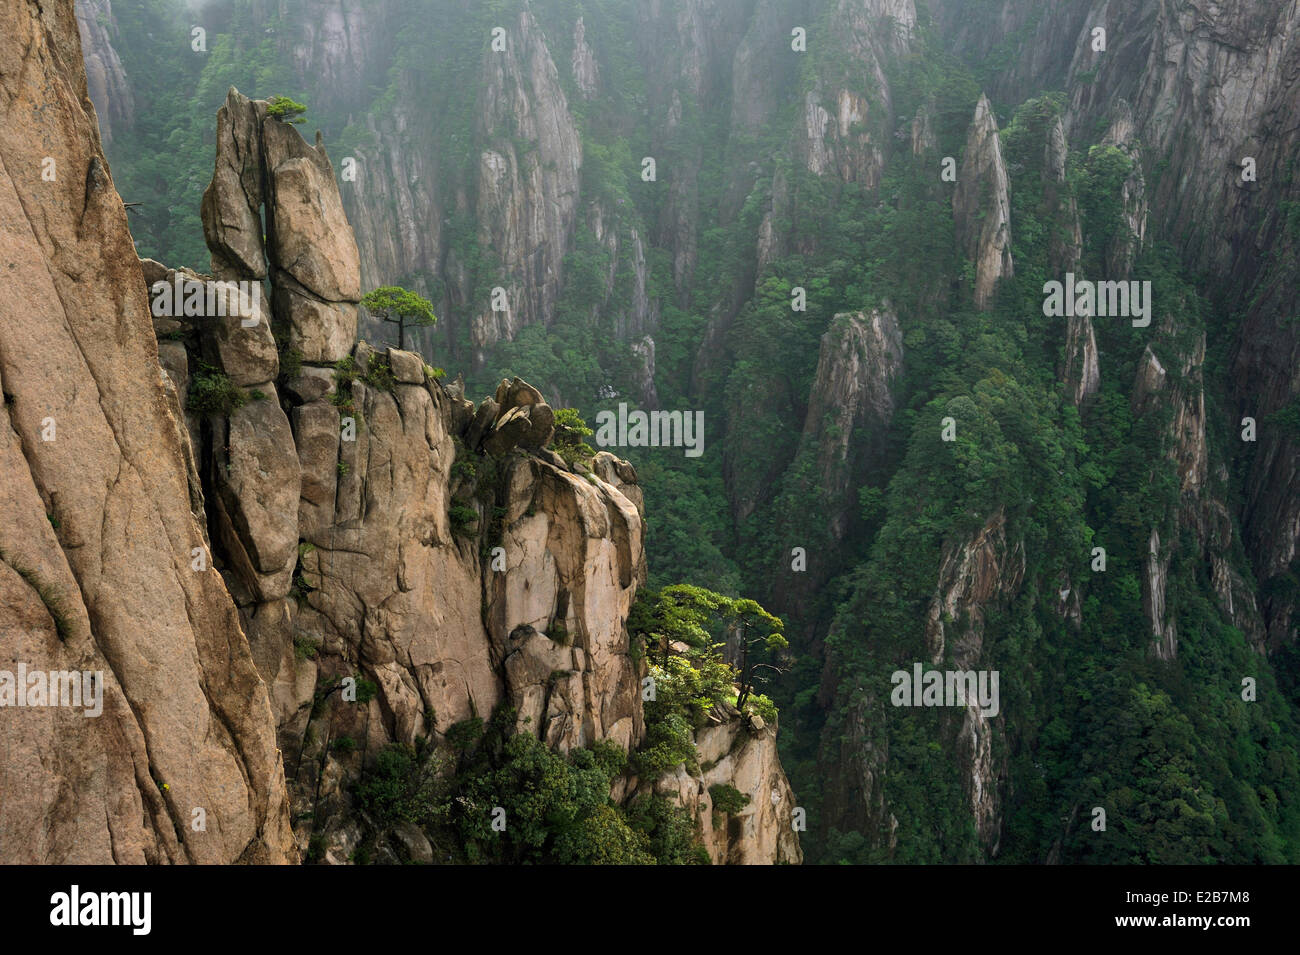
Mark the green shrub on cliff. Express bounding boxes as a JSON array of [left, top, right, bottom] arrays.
[[551, 407, 596, 467], [351, 705, 694, 864], [187, 363, 247, 416], [708, 783, 751, 815]]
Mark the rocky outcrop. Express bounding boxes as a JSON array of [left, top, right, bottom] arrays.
[[651, 712, 803, 865], [147, 266, 773, 862], [489, 453, 646, 751], [953, 95, 1014, 309], [265, 338, 640, 857], [1143, 527, 1178, 661], [274, 341, 800, 862], [1044, 115, 1098, 406], [1062, 311, 1100, 407], [910, 99, 937, 156], [134, 80, 796, 862], [1099, 103, 1148, 278], [773, 308, 903, 609], [202, 88, 361, 363], [0, 0, 293, 863], [923, 509, 1026, 668], [793, 0, 914, 190]]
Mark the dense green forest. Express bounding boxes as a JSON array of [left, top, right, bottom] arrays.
[[99, 0, 1300, 863]]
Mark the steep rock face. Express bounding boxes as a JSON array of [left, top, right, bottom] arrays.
[[1130, 345, 1183, 660], [729, 0, 798, 133], [337, 106, 442, 338], [1235, 281, 1300, 646], [1045, 116, 1098, 406], [910, 98, 937, 156], [953, 95, 1014, 309], [1062, 311, 1100, 408], [820, 697, 892, 850], [0, 0, 293, 863], [1043, 117, 1082, 272], [473, 9, 582, 357], [294, 364, 502, 743], [772, 309, 903, 611], [1069, 2, 1299, 638], [1059, 3, 1295, 281], [798, 85, 881, 187], [1143, 527, 1178, 662], [923, 510, 1026, 666], [715, 3, 915, 535], [1131, 339, 1208, 499], [74, 0, 132, 149], [930, 0, 1093, 104], [805, 309, 904, 516], [583, 200, 659, 349], [629, 334, 660, 408], [1099, 103, 1148, 278], [925, 510, 1023, 850], [310, 3, 601, 367]]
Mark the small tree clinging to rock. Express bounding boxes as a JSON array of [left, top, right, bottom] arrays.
[[629, 584, 787, 719], [551, 408, 596, 467], [361, 286, 437, 352], [265, 95, 307, 124]]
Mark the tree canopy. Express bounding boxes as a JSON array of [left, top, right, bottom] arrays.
[[361, 285, 437, 351]]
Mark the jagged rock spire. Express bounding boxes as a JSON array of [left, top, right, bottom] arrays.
[[201, 87, 360, 363]]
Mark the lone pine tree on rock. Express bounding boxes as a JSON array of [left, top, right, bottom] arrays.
[[361, 285, 437, 352]]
